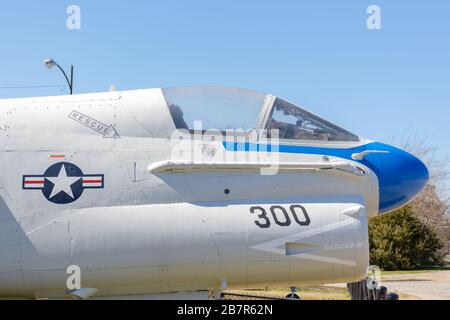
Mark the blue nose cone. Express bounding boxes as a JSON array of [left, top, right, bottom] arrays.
[[361, 143, 429, 214]]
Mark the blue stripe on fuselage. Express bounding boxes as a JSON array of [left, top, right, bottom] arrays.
[[223, 141, 367, 159], [223, 141, 429, 214]]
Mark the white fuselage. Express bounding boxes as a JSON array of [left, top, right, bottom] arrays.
[[0, 89, 379, 298]]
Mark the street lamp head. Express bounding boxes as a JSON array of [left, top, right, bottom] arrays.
[[44, 58, 56, 69], [43, 58, 73, 95]]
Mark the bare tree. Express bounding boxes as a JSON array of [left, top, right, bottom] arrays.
[[391, 136, 450, 257]]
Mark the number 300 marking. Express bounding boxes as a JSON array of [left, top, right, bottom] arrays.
[[250, 205, 311, 229]]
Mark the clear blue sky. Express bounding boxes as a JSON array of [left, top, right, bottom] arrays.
[[0, 1, 449, 162]]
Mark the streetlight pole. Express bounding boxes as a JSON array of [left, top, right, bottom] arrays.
[[44, 59, 74, 95]]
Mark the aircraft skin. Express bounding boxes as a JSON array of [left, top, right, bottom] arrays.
[[0, 87, 429, 299]]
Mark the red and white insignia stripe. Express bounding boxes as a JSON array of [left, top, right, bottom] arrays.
[[23, 176, 45, 189], [82, 175, 104, 188]]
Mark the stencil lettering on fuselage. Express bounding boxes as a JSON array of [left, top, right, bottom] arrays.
[[68, 110, 120, 139]]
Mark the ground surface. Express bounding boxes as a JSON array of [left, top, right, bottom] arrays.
[[381, 270, 450, 300], [225, 270, 450, 300], [225, 286, 350, 300]]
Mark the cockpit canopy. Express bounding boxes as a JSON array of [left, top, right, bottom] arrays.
[[163, 86, 359, 142]]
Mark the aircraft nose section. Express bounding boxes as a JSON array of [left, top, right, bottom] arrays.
[[361, 143, 429, 214]]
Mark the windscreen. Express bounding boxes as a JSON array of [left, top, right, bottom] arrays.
[[163, 87, 267, 132]]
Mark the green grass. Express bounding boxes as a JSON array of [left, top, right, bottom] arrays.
[[382, 270, 438, 275], [381, 263, 450, 275]]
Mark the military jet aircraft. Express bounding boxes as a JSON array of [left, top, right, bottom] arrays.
[[0, 86, 428, 299]]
